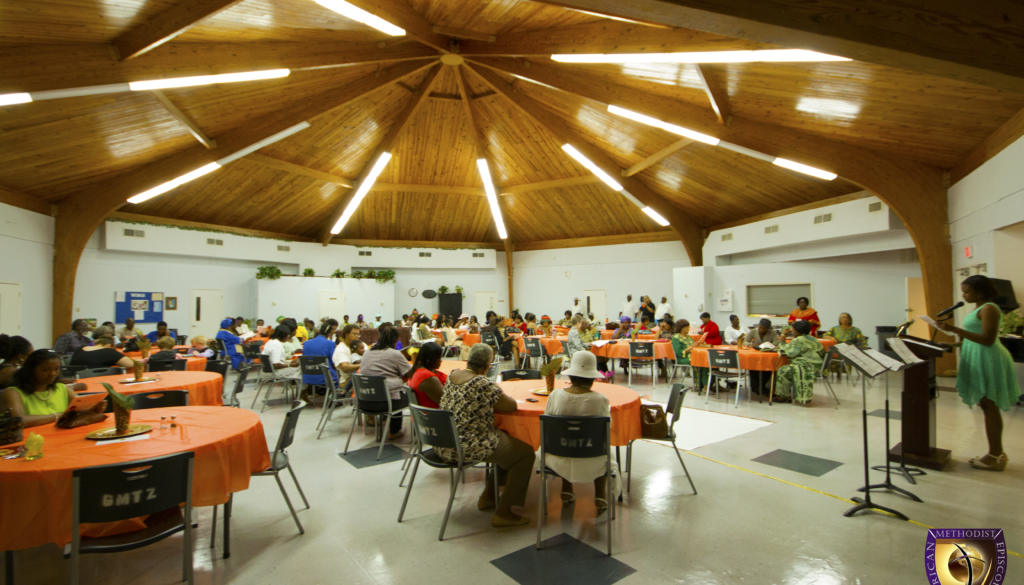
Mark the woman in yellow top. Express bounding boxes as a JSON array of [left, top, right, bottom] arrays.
[[1, 349, 107, 428]]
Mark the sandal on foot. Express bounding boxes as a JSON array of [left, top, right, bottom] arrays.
[[560, 492, 575, 503], [478, 497, 496, 511], [970, 453, 1008, 471], [595, 498, 609, 516]]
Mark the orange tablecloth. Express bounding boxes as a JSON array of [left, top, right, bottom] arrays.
[[462, 333, 481, 346], [124, 345, 190, 358], [79, 371, 224, 406], [590, 341, 675, 360], [495, 380, 642, 449], [688, 339, 836, 371], [517, 335, 566, 355], [438, 360, 465, 375], [0, 406, 270, 550]]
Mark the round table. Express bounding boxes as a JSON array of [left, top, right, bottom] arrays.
[[517, 335, 566, 355], [123, 345, 190, 358], [494, 380, 642, 450], [672, 338, 835, 369], [0, 406, 270, 550], [590, 341, 675, 360], [79, 371, 224, 406], [124, 356, 207, 371], [462, 333, 481, 346]]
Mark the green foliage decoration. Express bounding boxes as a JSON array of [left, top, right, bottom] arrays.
[[256, 266, 283, 280], [303, 267, 316, 277], [437, 285, 450, 294], [332, 270, 347, 278]]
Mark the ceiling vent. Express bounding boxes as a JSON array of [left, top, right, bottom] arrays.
[[419, 252, 432, 257], [277, 245, 290, 252], [813, 213, 833, 224], [358, 250, 372, 256], [472, 252, 485, 257], [207, 238, 223, 246], [721, 233, 733, 242], [764, 224, 779, 234], [868, 201, 883, 213], [123, 229, 144, 238]]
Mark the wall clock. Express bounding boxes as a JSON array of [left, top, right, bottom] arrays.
[[408, 288, 418, 297]]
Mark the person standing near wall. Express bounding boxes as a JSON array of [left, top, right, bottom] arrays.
[[619, 294, 637, 320]]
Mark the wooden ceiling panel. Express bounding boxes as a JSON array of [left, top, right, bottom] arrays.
[[410, 0, 599, 36], [502, 182, 660, 242], [176, 0, 392, 43], [338, 191, 497, 242], [387, 89, 480, 186], [0, 92, 194, 201], [0, 0, 175, 45]]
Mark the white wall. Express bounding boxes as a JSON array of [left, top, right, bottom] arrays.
[[0, 202, 54, 348], [255, 277, 395, 325], [512, 241, 691, 321]]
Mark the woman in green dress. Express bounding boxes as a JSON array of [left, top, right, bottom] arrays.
[[935, 275, 1018, 471], [824, 312, 867, 378], [671, 319, 710, 389], [774, 320, 825, 404]]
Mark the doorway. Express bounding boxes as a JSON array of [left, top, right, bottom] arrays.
[[474, 291, 497, 321], [190, 289, 224, 340], [582, 289, 607, 324], [0, 282, 22, 336], [905, 277, 929, 339], [318, 291, 346, 323]]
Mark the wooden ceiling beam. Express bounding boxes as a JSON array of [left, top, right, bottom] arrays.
[[0, 42, 439, 94], [319, 64, 444, 244], [694, 65, 730, 125], [112, 0, 245, 60], [433, 26, 496, 43], [500, 175, 602, 195], [330, 238, 503, 249], [246, 154, 354, 187], [372, 184, 484, 196], [949, 106, 1024, 186], [515, 230, 678, 251], [0, 185, 53, 216], [622, 138, 694, 177], [150, 90, 217, 149], [106, 211, 313, 242], [341, 0, 452, 54], [466, 62, 704, 266], [456, 19, 766, 56], [533, 0, 1024, 93]]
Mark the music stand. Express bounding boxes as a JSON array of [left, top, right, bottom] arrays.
[[834, 344, 909, 521], [855, 349, 923, 502]]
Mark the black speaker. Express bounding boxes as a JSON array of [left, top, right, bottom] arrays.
[[438, 293, 463, 320]]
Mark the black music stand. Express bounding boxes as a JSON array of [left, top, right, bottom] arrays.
[[835, 344, 909, 521]]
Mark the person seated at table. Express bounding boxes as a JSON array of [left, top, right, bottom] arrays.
[[564, 315, 588, 365], [698, 313, 722, 345], [355, 314, 369, 328], [558, 310, 573, 327], [341, 315, 350, 327], [359, 324, 411, 440], [70, 327, 135, 370], [774, 320, 825, 404], [744, 319, 781, 395], [0, 334, 32, 390], [275, 319, 302, 356], [454, 313, 469, 329], [260, 325, 302, 384], [579, 318, 599, 343], [513, 315, 526, 334], [53, 319, 93, 355], [634, 315, 654, 337], [485, 310, 496, 324], [255, 319, 268, 335], [724, 315, 749, 346], [439, 343, 534, 527], [658, 317, 674, 340], [216, 318, 245, 370], [441, 318, 463, 352], [145, 321, 170, 343], [332, 325, 363, 395], [671, 320, 708, 390], [235, 317, 252, 337], [116, 318, 145, 345], [189, 336, 215, 359], [483, 315, 519, 366], [413, 316, 436, 344], [300, 319, 339, 403], [1, 349, 107, 429], [523, 313, 537, 335], [537, 316, 554, 336], [408, 341, 447, 408], [148, 336, 183, 362], [786, 296, 821, 337], [824, 313, 866, 348], [543, 351, 620, 514], [611, 318, 632, 341]]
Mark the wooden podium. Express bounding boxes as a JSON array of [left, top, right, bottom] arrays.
[[885, 335, 953, 470]]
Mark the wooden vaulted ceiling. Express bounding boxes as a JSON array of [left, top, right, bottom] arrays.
[[2, 0, 1024, 249]]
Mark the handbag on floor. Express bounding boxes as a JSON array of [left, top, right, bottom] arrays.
[[640, 404, 668, 439]]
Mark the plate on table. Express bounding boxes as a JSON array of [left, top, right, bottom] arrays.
[[119, 377, 157, 384], [531, 389, 553, 396], [0, 446, 26, 459], [86, 424, 153, 440]]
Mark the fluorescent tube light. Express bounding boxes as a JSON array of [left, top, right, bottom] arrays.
[[476, 158, 508, 240], [217, 121, 311, 165], [128, 163, 221, 204], [607, 105, 719, 146], [331, 152, 392, 234], [552, 49, 850, 64], [0, 93, 32, 106], [642, 207, 670, 226], [561, 144, 623, 191], [128, 69, 290, 91], [31, 84, 130, 101], [315, 1, 406, 36], [717, 141, 776, 163], [772, 158, 837, 181]]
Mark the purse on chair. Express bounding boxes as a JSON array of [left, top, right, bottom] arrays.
[[640, 404, 668, 439]]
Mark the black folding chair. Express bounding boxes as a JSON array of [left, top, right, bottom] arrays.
[[481, 331, 498, 353], [148, 359, 186, 372], [251, 355, 297, 412], [252, 400, 310, 534], [316, 364, 353, 440], [242, 343, 263, 368], [704, 349, 746, 407], [66, 452, 194, 585], [625, 384, 697, 496], [627, 342, 656, 389], [345, 375, 408, 460], [224, 367, 248, 408], [175, 335, 188, 345], [500, 369, 542, 381], [522, 337, 547, 368], [130, 390, 190, 409], [61, 364, 87, 379], [298, 355, 329, 398], [819, 348, 842, 410], [204, 359, 230, 383], [486, 361, 500, 382], [398, 405, 494, 541], [206, 338, 224, 361], [536, 415, 615, 555], [76, 367, 125, 379]]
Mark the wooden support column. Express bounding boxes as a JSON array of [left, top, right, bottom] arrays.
[[504, 240, 515, 314]]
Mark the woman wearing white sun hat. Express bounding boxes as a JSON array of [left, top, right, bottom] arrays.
[[541, 351, 622, 515]]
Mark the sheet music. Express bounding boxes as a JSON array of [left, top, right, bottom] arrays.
[[863, 348, 904, 372], [834, 343, 887, 377], [919, 315, 954, 336], [591, 340, 610, 348], [887, 337, 925, 364]]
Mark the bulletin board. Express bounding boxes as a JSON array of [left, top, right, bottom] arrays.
[[115, 292, 164, 324]]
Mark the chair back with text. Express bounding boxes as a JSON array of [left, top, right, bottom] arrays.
[[481, 330, 498, 349], [77, 367, 125, 379], [351, 375, 390, 408], [148, 359, 186, 372], [74, 451, 193, 525], [628, 342, 654, 361], [205, 359, 230, 383], [409, 405, 462, 461], [539, 415, 610, 460], [242, 343, 263, 362], [707, 349, 740, 370], [524, 337, 545, 358], [299, 355, 329, 379], [500, 369, 542, 381]]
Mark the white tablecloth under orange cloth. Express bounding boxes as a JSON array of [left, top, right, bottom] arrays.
[[79, 371, 224, 406], [494, 380, 642, 450], [0, 406, 270, 551]]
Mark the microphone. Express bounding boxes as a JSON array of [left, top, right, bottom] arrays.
[[936, 301, 964, 318]]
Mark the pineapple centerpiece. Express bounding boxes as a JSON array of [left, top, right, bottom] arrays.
[[539, 358, 563, 393], [136, 337, 151, 359], [131, 359, 145, 381], [0, 408, 24, 446], [101, 383, 133, 434]]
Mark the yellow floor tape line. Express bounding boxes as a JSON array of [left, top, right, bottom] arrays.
[[658, 445, 1024, 559]]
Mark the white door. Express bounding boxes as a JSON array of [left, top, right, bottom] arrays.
[[582, 289, 607, 324], [0, 282, 22, 335], [318, 291, 346, 323], [905, 277, 929, 339], [474, 291, 497, 321], [190, 289, 224, 340]]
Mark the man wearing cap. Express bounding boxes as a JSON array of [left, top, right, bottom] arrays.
[[571, 297, 583, 316], [374, 313, 383, 324], [745, 319, 781, 395], [216, 317, 245, 370], [619, 294, 637, 320]]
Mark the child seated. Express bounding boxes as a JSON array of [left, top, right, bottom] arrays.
[[148, 336, 182, 362], [190, 336, 214, 359]]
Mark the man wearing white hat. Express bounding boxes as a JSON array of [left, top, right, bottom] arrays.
[[541, 351, 621, 514]]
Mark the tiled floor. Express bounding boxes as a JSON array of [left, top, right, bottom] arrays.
[[5, 363, 1024, 584]]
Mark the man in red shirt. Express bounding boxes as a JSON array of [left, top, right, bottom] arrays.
[[699, 312, 722, 345]]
